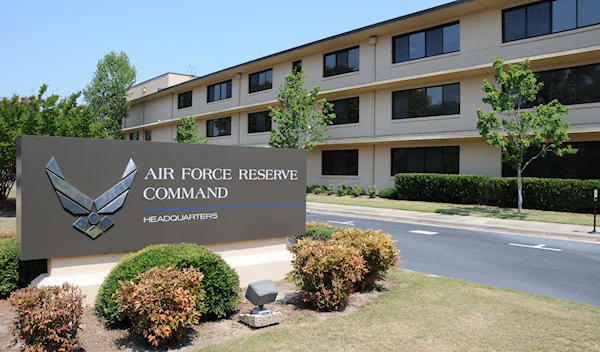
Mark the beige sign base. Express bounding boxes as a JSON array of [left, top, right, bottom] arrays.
[[32, 238, 292, 305]]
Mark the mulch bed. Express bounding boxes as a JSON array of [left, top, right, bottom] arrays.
[[0, 279, 390, 351], [0, 199, 15, 216]]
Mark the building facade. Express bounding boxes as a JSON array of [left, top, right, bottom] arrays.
[[123, 0, 600, 190]]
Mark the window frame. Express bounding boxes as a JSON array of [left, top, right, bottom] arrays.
[[321, 149, 359, 176], [392, 83, 461, 120], [323, 46, 360, 78], [248, 111, 272, 134], [292, 60, 302, 73], [390, 146, 460, 176], [177, 90, 193, 109], [129, 132, 139, 141], [207, 80, 232, 103], [330, 97, 360, 125], [144, 130, 152, 142], [206, 116, 232, 138], [502, 0, 600, 43], [248, 69, 273, 94], [392, 21, 460, 64]]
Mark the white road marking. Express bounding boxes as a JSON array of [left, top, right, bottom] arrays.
[[328, 220, 355, 225], [508, 243, 562, 252], [410, 230, 439, 235]]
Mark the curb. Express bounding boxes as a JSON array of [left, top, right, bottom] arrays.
[[306, 205, 600, 244]]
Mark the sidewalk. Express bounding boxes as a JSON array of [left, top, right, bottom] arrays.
[[307, 202, 600, 243]]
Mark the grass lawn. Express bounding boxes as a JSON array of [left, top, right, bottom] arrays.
[[199, 269, 600, 352], [307, 195, 594, 227]]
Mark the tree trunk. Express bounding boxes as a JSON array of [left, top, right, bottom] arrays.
[[517, 165, 523, 215]]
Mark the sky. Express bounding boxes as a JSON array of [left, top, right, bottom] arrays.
[[1, 0, 452, 98]]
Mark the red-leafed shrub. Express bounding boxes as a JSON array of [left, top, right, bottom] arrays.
[[115, 266, 205, 347], [289, 238, 366, 311], [332, 227, 400, 290], [9, 283, 84, 352]]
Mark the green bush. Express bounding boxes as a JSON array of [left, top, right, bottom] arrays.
[[311, 185, 327, 194], [336, 183, 351, 196], [289, 238, 366, 311], [95, 243, 240, 326], [379, 188, 398, 199], [0, 237, 47, 298], [306, 184, 315, 193], [116, 267, 205, 347], [10, 283, 84, 352], [368, 185, 377, 198], [332, 228, 400, 290], [289, 222, 338, 244], [327, 184, 335, 195], [394, 173, 488, 204], [351, 184, 365, 197]]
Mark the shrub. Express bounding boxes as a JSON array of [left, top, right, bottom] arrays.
[[336, 183, 351, 196], [311, 185, 327, 194], [95, 243, 240, 326], [394, 173, 488, 204], [306, 184, 314, 193], [0, 237, 47, 298], [379, 188, 398, 199], [289, 222, 338, 244], [351, 184, 365, 197], [289, 238, 366, 311], [368, 185, 377, 198], [327, 184, 335, 195], [116, 267, 205, 346], [331, 228, 400, 289], [9, 283, 84, 352]]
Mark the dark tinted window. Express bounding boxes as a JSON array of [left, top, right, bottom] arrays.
[[503, 0, 600, 43], [249, 69, 273, 93], [331, 97, 359, 125], [293, 60, 302, 73], [552, 0, 577, 32], [393, 83, 460, 119], [248, 111, 272, 133], [391, 147, 459, 175], [178, 91, 192, 109], [206, 117, 231, 137], [129, 132, 139, 141], [322, 150, 359, 176], [393, 22, 460, 63], [324, 47, 360, 77], [502, 141, 600, 179], [144, 130, 152, 141], [207, 80, 232, 103], [578, 0, 600, 27], [528, 63, 600, 107]]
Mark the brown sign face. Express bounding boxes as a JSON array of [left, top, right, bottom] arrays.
[[17, 136, 306, 260]]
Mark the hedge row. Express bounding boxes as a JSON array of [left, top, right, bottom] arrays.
[[0, 237, 47, 297], [394, 173, 600, 213]]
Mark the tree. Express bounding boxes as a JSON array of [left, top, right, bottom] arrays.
[[0, 85, 103, 201], [174, 117, 209, 144], [476, 57, 576, 214], [83, 51, 136, 139], [268, 70, 335, 151]]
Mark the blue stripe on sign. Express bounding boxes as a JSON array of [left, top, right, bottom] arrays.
[[143, 202, 306, 213]]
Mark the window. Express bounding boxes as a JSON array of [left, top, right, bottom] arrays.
[[393, 22, 459, 64], [502, 141, 600, 179], [207, 80, 232, 103], [503, 0, 600, 43], [392, 83, 460, 119], [526, 63, 600, 107], [129, 132, 139, 141], [293, 60, 302, 73], [324, 46, 360, 77], [144, 130, 152, 141], [207, 117, 231, 137], [178, 91, 192, 109], [248, 111, 272, 133], [330, 97, 359, 125], [249, 69, 273, 93], [391, 147, 459, 175], [322, 150, 359, 176]]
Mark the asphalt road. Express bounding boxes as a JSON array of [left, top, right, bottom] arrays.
[[307, 212, 600, 306]]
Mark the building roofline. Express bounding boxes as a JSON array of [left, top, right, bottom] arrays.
[[130, 72, 195, 89], [129, 0, 472, 103]]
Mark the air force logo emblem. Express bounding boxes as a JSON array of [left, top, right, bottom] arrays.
[[46, 157, 137, 239]]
